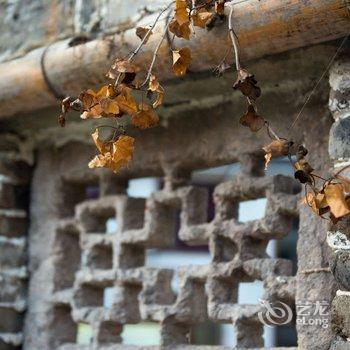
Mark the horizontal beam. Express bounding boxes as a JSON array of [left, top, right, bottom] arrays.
[[0, 0, 349, 119]]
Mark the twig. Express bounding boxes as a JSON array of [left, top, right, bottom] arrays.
[[128, 2, 175, 61], [114, 1, 175, 87], [140, 16, 173, 88], [228, 4, 241, 71], [264, 121, 280, 140]]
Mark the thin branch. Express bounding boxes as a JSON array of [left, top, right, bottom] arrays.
[[140, 17, 173, 88], [128, 1, 175, 61], [228, 4, 241, 71]]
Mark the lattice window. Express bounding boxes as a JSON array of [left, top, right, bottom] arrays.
[[47, 155, 300, 349]]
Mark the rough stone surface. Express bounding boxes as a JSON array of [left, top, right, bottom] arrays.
[[329, 117, 350, 159], [0, 160, 29, 349]]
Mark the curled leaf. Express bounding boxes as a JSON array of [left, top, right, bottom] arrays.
[[233, 69, 261, 101], [79, 85, 120, 119], [136, 27, 153, 44], [116, 86, 138, 115], [294, 158, 314, 184], [192, 9, 213, 28], [172, 47, 191, 76], [215, 0, 225, 15], [175, 0, 189, 25], [132, 103, 159, 129], [303, 192, 329, 216], [89, 129, 134, 173], [263, 139, 293, 170], [324, 183, 350, 219], [169, 19, 191, 40], [147, 75, 165, 108], [107, 59, 139, 84], [239, 104, 265, 132]]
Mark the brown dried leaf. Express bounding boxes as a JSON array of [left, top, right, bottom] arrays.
[[169, 19, 191, 40], [324, 183, 350, 219], [303, 192, 329, 216], [337, 175, 350, 193], [239, 104, 265, 132], [172, 47, 191, 76], [175, 0, 189, 25], [99, 98, 120, 115], [263, 139, 293, 170], [215, 0, 225, 15], [89, 130, 134, 173], [294, 158, 314, 184], [111, 59, 139, 74], [233, 69, 261, 101], [148, 75, 165, 108], [116, 86, 138, 115], [136, 27, 153, 44], [58, 114, 66, 127], [192, 9, 213, 28], [132, 103, 159, 129]]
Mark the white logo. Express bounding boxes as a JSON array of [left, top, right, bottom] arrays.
[[258, 299, 293, 326]]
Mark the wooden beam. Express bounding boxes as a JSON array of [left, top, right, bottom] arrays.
[[0, 0, 349, 119]]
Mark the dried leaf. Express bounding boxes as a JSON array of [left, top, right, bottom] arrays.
[[324, 183, 350, 219], [116, 86, 138, 115], [169, 19, 191, 40], [263, 139, 293, 170], [337, 175, 350, 193], [239, 104, 265, 132], [172, 47, 191, 76], [192, 9, 213, 28], [233, 69, 261, 101], [136, 27, 153, 44], [215, 0, 225, 15], [303, 192, 329, 216], [99, 98, 120, 115], [132, 103, 159, 129], [111, 59, 139, 74], [148, 75, 165, 108], [294, 158, 314, 184], [175, 0, 189, 25], [89, 130, 134, 173], [264, 153, 272, 170], [58, 114, 66, 127]]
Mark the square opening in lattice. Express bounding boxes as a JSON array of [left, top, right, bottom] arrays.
[[50, 305, 77, 347], [190, 320, 222, 345], [118, 243, 145, 269], [238, 280, 264, 305], [87, 243, 113, 270], [76, 323, 92, 345], [75, 283, 104, 308], [238, 198, 267, 223], [0, 306, 23, 333], [81, 207, 116, 234], [53, 225, 81, 291], [59, 180, 99, 218], [121, 322, 161, 345]]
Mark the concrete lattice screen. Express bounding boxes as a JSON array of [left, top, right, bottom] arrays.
[[38, 154, 300, 349]]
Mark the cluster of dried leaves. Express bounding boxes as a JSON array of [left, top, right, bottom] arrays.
[[59, 0, 227, 173], [57, 0, 350, 223]]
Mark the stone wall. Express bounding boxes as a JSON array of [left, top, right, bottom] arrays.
[[0, 158, 31, 349], [0, 0, 167, 63]]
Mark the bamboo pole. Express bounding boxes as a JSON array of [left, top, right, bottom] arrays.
[[0, 0, 349, 119]]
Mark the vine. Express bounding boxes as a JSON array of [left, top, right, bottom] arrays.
[[58, 0, 350, 223]]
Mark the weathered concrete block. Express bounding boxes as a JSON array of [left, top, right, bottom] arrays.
[[332, 293, 350, 338], [329, 117, 350, 159]]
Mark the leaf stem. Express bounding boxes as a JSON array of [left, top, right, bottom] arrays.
[[228, 4, 241, 71]]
